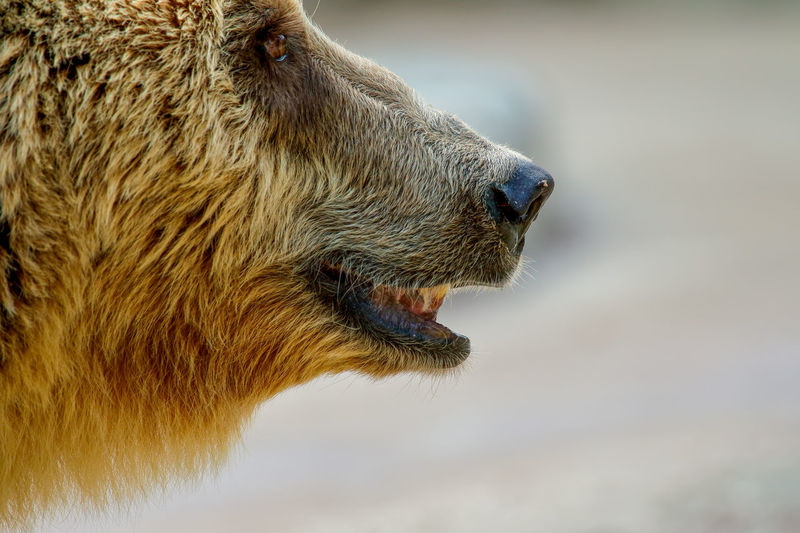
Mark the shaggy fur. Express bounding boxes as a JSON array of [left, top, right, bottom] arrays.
[[0, 0, 542, 528]]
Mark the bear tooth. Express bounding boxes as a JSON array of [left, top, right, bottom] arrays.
[[418, 284, 450, 312]]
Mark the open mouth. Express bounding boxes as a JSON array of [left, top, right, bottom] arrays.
[[316, 263, 471, 364]]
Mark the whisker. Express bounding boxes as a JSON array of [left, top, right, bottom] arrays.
[[310, 0, 323, 20]]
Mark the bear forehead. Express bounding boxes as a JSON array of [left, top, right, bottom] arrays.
[[248, 0, 301, 9], [223, 0, 304, 15], [2, 0, 305, 31]]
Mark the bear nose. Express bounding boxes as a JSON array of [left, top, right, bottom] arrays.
[[486, 161, 554, 252]]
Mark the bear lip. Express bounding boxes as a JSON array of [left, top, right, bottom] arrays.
[[316, 263, 469, 353]]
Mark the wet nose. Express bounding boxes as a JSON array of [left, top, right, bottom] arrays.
[[486, 161, 554, 252]]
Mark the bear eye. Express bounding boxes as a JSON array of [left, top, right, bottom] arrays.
[[265, 34, 287, 62]]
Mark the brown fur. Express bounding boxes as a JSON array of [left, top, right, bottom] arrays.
[[0, 0, 537, 528]]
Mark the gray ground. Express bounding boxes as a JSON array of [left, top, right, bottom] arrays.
[[46, 3, 800, 532]]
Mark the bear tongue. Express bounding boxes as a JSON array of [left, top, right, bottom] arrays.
[[372, 284, 450, 322]]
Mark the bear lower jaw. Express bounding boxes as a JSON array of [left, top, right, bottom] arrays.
[[314, 263, 471, 367]]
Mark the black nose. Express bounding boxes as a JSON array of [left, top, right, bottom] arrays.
[[486, 161, 554, 252]]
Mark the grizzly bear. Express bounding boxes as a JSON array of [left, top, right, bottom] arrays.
[[0, 0, 553, 528]]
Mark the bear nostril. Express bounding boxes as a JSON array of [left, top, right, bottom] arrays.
[[486, 161, 554, 250], [490, 187, 523, 225]]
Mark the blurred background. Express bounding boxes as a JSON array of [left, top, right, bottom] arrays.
[[49, 1, 800, 531]]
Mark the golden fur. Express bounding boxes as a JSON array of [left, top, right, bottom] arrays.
[[0, 0, 538, 528]]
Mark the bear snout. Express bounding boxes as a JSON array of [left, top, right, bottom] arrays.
[[485, 160, 554, 254]]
